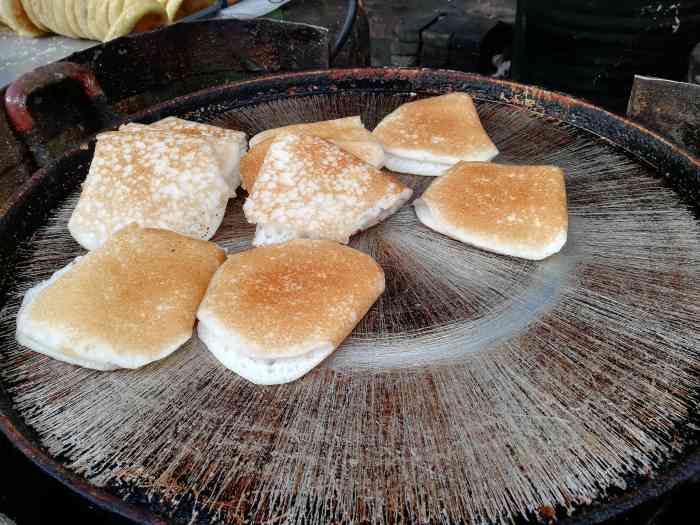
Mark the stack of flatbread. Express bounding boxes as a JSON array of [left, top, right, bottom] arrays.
[[0, 0, 224, 41], [16, 92, 570, 386]]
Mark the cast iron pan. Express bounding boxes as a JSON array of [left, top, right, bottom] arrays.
[[1, 68, 700, 524]]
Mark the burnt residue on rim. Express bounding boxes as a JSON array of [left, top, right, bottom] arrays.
[[131, 68, 700, 209], [0, 68, 699, 525]]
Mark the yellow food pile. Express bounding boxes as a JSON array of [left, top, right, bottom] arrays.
[[0, 0, 220, 42]]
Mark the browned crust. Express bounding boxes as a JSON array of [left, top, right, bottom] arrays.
[[198, 240, 385, 356], [249, 116, 384, 167], [240, 138, 272, 191], [24, 225, 225, 362], [420, 162, 568, 253], [372, 93, 498, 163]]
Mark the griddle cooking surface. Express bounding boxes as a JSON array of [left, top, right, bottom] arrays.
[[1, 90, 699, 525]]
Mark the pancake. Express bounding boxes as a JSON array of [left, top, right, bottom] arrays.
[[149, 117, 247, 157], [243, 133, 412, 246], [120, 117, 246, 193], [372, 93, 499, 176], [68, 129, 230, 250], [414, 162, 568, 260], [249, 116, 385, 168], [239, 138, 272, 191], [197, 240, 385, 384], [16, 225, 225, 370]]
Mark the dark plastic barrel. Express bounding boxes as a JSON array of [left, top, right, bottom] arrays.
[[513, 0, 700, 112]]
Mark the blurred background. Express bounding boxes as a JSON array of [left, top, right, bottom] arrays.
[[3, 0, 699, 114]]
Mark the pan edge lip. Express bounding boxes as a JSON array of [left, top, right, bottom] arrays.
[[1, 67, 699, 525], [125, 67, 700, 171], [0, 410, 168, 524]]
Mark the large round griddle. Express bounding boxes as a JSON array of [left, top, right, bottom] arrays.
[[1, 69, 699, 525]]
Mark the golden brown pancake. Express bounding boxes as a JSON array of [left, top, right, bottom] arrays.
[[197, 240, 385, 384], [414, 162, 568, 260], [372, 93, 499, 176], [239, 138, 272, 191], [16, 225, 225, 370], [250, 116, 385, 168]]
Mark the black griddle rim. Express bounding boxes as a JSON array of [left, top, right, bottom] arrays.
[[1, 68, 699, 525]]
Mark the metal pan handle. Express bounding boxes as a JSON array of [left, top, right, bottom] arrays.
[[4, 62, 120, 168]]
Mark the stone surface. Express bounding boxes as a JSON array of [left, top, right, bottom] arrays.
[[390, 54, 420, 67], [363, 0, 515, 41], [390, 39, 421, 55], [364, 0, 516, 66]]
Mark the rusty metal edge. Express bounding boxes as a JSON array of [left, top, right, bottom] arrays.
[[0, 427, 166, 525], [0, 67, 698, 525], [125, 67, 700, 168], [0, 159, 168, 516], [0, 398, 166, 524]]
